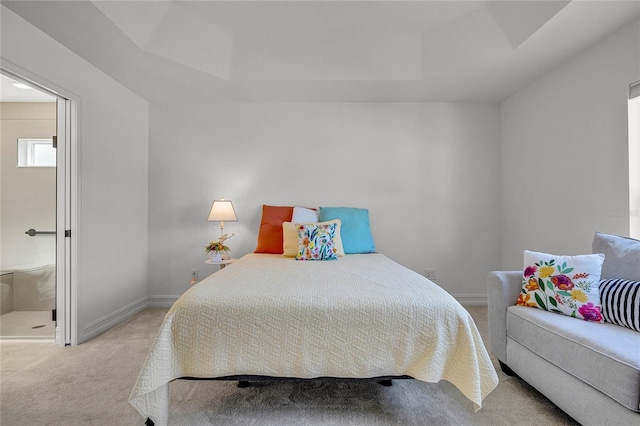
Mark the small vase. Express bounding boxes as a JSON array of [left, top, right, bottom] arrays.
[[211, 251, 222, 262]]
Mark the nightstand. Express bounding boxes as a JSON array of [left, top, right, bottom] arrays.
[[204, 258, 237, 269]]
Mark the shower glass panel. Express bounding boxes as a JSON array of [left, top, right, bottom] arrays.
[[0, 85, 57, 340]]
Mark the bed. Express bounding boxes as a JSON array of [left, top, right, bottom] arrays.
[[129, 253, 499, 425]]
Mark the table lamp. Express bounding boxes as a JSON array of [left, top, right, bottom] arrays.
[[207, 198, 237, 238]]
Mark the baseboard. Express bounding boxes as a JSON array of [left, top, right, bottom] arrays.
[[80, 296, 148, 342], [110, 294, 484, 310], [147, 295, 180, 308], [452, 294, 487, 306]]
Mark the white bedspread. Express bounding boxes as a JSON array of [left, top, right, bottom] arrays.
[[130, 254, 498, 425]]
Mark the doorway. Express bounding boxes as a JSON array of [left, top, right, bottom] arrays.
[[0, 68, 75, 345]]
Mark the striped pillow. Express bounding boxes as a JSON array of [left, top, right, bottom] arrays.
[[599, 279, 640, 332]]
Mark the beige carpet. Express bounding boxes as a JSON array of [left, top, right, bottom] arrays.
[[0, 306, 578, 425]]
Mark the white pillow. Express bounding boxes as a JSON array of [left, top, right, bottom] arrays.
[[292, 207, 319, 223]]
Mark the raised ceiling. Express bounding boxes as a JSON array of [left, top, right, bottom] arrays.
[[3, 1, 639, 103]]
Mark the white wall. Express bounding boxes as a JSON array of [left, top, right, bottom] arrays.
[[1, 6, 149, 343], [149, 102, 501, 303], [500, 19, 640, 269]]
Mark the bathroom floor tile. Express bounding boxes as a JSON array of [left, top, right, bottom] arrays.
[[0, 311, 55, 339]]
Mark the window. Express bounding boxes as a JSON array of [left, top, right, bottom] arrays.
[[17, 138, 56, 167], [629, 80, 640, 238]]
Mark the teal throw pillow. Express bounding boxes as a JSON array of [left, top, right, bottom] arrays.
[[319, 207, 375, 254]]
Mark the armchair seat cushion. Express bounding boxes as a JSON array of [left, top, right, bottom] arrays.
[[507, 305, 640, 412]]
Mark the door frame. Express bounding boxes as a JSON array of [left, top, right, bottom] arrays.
[[1, 61, 79, 346]]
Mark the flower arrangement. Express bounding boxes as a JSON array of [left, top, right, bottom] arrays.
[[204, 233, 234, 254]]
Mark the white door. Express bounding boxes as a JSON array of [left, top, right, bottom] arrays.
[[55, 97, 71, 346], [1, 67, 76, 346]]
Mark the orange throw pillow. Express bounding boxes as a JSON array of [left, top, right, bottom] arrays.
[[254, 205, 294, 254]]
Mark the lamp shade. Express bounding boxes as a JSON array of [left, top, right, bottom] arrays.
[[207, 199, 238, 222]]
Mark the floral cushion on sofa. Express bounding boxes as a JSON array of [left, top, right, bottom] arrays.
[[519, 250, 605, 322]]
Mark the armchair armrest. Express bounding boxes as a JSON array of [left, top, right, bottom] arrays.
[[487, 271, 522, 363]]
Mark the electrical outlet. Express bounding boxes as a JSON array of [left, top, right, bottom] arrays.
[[425, 268, 436, 281], [190, 269, 198, 284]]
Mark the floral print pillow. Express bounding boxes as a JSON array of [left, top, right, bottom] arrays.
[[519, 250, 605, 322], [296, 223, 338, 261]]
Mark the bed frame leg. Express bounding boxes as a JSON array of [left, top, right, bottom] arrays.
[[499, 361, 517, 377], [238, 380, 251, 388], [378, 379, 393, 387]]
